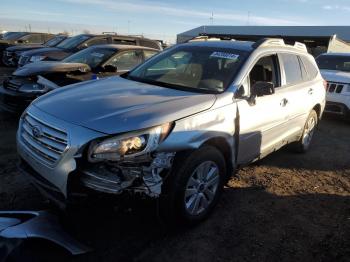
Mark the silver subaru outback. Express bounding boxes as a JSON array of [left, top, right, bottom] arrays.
[[17, 39, 325, 224]]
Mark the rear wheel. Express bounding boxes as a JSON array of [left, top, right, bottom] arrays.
[[292, 110, 318, 153], [161, 146, 226, 225]]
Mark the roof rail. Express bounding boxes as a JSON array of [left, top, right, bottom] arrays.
[[293, 41, 307, 52], [259, 38, 285, 47], [253, 38, 307, 52]]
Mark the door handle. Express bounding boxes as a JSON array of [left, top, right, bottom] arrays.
[[280, 98, 288, 107], [308, 88, 313, 95]]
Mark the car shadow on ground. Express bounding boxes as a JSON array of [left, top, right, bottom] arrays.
[[5, 187, 350, 262]]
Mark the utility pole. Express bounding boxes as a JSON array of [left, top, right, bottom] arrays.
[[210, 12, 214, 25], [28, 24, 31, 32]]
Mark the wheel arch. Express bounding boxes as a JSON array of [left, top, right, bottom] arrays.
[[202, 137, 235, 180], [312, 103, 322, 120]]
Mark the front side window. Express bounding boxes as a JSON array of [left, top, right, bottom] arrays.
[[280, 53, 303, 85], [249, 55, 280, 89], [127, 46, 249, 93], [108, 50, 142, 71], [316, 55, 350, 72], [63, 47, 115, 69]]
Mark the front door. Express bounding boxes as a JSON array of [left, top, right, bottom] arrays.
[[236, 54, 290, 164]]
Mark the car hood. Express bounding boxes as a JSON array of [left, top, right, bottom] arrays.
[[320, 69, 350, 83], [33, 76, 216, 134], [7, 44, 44, 52], [13, 61, 91, 77]]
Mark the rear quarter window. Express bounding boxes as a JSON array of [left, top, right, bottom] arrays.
[[300, 56, 319, 80]]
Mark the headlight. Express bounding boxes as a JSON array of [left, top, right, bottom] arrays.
[[89, 123, 173, 162], [19, 83, 46, 93], [29, 55, 46, 62]]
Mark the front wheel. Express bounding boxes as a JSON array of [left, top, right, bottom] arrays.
[[161, 146, 226, 225]]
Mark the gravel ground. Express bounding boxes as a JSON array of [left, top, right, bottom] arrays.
[[0, 66, 349, 262]]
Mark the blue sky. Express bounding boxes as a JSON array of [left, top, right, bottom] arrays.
[[1, 0, 350, 42]]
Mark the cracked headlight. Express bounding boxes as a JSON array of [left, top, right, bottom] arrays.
[[89, 123, 173, 162], [30, 55, 46, 62]]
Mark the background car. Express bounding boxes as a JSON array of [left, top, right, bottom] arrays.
[[3, 35, 68, 67], [316, 53, 350, 120], [17, 34, 162, 67], [0, 32, 55, 65], [0, 44, 159, 113]]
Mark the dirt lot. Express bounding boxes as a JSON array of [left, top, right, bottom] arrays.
[[0, 66, 349, 262]]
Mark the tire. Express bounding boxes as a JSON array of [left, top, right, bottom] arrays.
[[292, 110, 318, 153], [160, 145, 226, 225]]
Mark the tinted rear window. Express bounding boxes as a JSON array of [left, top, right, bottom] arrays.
[[316, 55, 350, 72], [280, 53, 303, 85], [300, 56, 318, 80]]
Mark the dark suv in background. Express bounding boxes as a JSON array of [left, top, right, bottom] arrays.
[[3, 35, 68, 67], [17, 34, 162, 67], [0, 32, 55, 65]]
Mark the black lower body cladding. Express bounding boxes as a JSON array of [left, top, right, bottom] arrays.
[[0, 85, 36, 114], [325, 101, 350, 120]]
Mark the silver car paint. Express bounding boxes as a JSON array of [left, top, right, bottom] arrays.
[[17, 43, 325, 198]]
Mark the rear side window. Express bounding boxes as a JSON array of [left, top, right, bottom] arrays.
[[280, 53, 303, 85], [140, 40, 160, 50], [22, 34, 42, 43], [86, 37, 108, 46], [113, 39, 136, 45], [301, 56, 318, 80]]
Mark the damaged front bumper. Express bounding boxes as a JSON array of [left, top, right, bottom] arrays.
[[80, 152, 175, 197]]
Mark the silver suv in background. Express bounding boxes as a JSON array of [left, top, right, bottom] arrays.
[[16, 39, 325, 224], [316, 53, 350, 120]]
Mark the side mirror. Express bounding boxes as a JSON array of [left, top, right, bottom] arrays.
[[102, 65, 117, 73], [248, 81, 275, 106], [251, 81, 275, 97]]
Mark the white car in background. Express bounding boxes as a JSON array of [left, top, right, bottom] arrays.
[[316, 53, 350, 120]]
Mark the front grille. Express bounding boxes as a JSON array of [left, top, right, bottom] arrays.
[[18, 55, 29, 66], [20, 113, 69, 166], [4, 80, 21, 91], [326, 82, 345, 94]]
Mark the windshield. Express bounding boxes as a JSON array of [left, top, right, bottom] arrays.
[[3, 32, 27, 40], [57, 35, 90, 50], [316, 55, 350, 72], [63, 47, 116, 68], [45, 36, 66, 47], [127, 45, 248, 93]]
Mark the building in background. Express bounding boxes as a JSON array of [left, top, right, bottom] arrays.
[[177, 26, 350, 56]]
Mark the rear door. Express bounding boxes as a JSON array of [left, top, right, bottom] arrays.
[[236, 54, 291, 164], [277, 53, 314, 140]]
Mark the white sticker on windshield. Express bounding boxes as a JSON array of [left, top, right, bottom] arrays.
[[91, 52, 104, 58], [210, 52, 239, 60]]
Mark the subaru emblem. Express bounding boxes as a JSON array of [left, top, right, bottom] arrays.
[[32, 125, 42, 138]]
